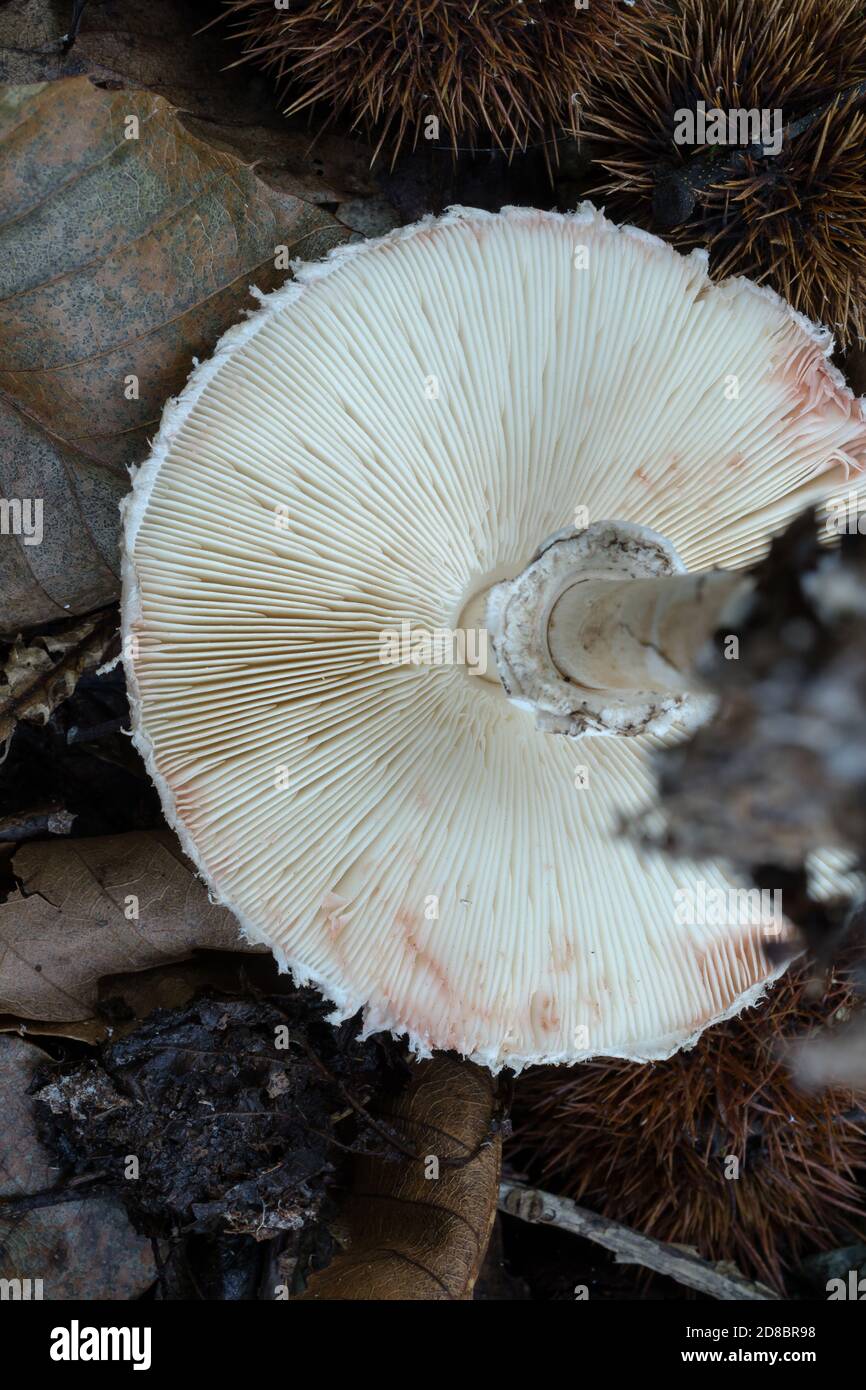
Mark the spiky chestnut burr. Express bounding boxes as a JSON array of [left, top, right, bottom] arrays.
[[584, 0, 866, 347], [216, 0, 620, 165], [513, 956, 866, 1292]]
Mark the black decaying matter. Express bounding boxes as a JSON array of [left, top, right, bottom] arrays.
[[33, 993, 397, 1242]]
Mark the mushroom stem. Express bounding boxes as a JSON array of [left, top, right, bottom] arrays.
[[548, 570, 749, 696], [485, 521, 755, 737]]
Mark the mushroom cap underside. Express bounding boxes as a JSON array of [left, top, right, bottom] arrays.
[[122, 205, 866, 1070]]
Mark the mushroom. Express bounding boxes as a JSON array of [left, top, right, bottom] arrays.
[[122, 205, 866, 1070]]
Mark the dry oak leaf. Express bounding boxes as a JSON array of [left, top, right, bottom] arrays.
[[0, 830, 257, 1022], [0, 75, 351, 632], [0, 1032, 156, 1299], [0, 0, 382, 206], [0, 606, 118, 745], [302, 1055, 502, 1301]]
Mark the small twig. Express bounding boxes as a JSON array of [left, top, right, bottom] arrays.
[[66, 718, 128, 745], [0, 1170, 109, 1215], [498, 1180, 780, 1301], [60, 0, 88, 55], [300, 1039, 495, 1169], [298, 1039, 425, 1162], [0, 804, 75, 841], [301, 1121, 391, 1159], [123, 1042, 286, 1065]]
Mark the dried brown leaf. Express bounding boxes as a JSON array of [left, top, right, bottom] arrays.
[[0, 75, 351, 632], [302, 1055, 501, 1301], [0, 0, 380, 204], [0, 830, 259, 1022]]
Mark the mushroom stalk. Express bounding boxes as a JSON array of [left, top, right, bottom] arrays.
[[547, 570, 748, 696], [485, 520, 754, 737]]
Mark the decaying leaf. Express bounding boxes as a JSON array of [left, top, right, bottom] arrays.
[[0, 830, 259, 1022], [302, 1055, 501, 1301], [0, 393, 123, 635], [92, 951, 276, 1034], [0, 0, 382, 205], [0, 607, 119, 746], [0, 1015, 110, 1045], [0, 1032, 156, 1298], [0, 75, 352, 632], [0, 949, 288, 1044]]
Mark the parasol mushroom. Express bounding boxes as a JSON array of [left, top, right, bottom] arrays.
[[122, 205, 866, 1070]]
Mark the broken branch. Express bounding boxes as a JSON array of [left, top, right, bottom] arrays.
[[498, 1180, 780, 1301]]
